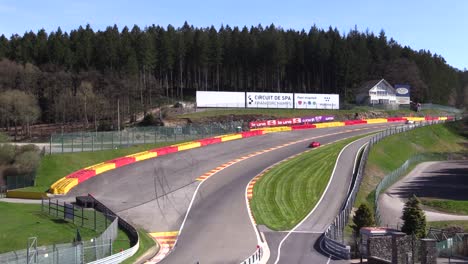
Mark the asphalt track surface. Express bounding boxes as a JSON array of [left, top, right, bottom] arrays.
[[66, 123, 397, 263], [379, 160, 468, 227], [265, 136, 371, 264]]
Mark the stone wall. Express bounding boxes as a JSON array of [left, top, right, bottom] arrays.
[[368, 236, 392, 261]]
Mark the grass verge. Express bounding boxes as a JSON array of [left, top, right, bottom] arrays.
[[250, 135, 365, 231], [179, 107, 443, 121], [354, 122, 467, 213], [427, 221, 468, 232], [421, 199, 468, 215], [0, 202, 99, 253], [24, 141, 190, 193], [120, 230, 157, 264]]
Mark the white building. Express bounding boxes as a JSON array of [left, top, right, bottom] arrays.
[[356, 79, 397, 105]]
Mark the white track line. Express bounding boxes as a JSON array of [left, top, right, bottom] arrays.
[[273, 137, 365, 264]]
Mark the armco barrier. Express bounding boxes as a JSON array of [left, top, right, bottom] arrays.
[[322, 118, 450, 259], [315, 121, 345, 128], [240, 246, 263, 264], [291, 124, 317, 130], [153, 146, 178, 155], [364, 118, 388, 124], [173, 141, 202, 151], [323, 236, 351, 259], [218, 133, 243, 141], [125, 151, 157, 161], [106, 157, 136, 168], [50, 177, 78, 194], [66, 169, 97, 183], [196, 137, 222, 146], [344, 120, 367, 125], [85, 162, 116, 174]]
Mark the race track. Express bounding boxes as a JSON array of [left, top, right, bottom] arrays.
[[65, 123, 397, 263]]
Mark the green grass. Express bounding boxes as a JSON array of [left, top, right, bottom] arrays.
[[427, 221, 468, 232], [179, 107, 443, 121], [22, 141, 190, 192], [354, 122, 467, 213], [250, 135, 364, 231], [113, 229, 132, 254], [120, 230, 157, 264], [421, 199, 468, 215], [0, 202, 100, 253]]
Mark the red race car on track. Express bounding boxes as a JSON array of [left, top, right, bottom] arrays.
[[309, 141, 321, 148]]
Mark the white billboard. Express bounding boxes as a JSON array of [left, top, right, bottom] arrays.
[[196, 91, 245, 108], [294, 93, 340, 109], [246, 92, 294, 109]]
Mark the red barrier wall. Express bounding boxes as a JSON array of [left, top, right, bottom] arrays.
[[153, 146, 179, 156], [107, 157, 136, 168], [66, 169, 97, 183], [196, 138, 222, 146]]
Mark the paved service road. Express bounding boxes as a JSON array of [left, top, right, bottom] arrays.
[[66, 123, 394, 263], [379, 160, 468, 227], [266, 136, 371, 264]]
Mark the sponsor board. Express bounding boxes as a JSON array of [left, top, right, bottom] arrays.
[[196, 91, 245, 108], [394, 84, 410, 104], [294, 93, 340, 109], [249, 115, 334, 128], [247, 92, 294, 109]]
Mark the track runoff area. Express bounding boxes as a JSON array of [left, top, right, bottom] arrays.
[[48, 115, 450, 263]]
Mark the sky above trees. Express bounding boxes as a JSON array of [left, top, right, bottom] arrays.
[[0, 0, 466, 70]]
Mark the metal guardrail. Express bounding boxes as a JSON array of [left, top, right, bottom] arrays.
[[240, 245, 263, 264], [88, 239, 139, 264], [323, 119, 448, 259]]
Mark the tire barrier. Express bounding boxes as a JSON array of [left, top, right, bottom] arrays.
[[49, 116, 451, 195]]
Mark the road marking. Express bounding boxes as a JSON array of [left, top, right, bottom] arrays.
[[147, 231, 179, 263]]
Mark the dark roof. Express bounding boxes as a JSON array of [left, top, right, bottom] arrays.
[[357, 79, 394, 94]]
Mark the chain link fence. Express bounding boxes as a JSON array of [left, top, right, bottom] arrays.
[[374, 152, 450, 225], [427, 228, 467, 258], [0, 206, 118, 264], [323, 119, 449, 258], [48, 122, 243, 154]]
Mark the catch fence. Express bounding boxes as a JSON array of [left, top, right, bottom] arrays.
[[323, 119, 448, 258], [48, 122, 243, 154], [427, 228, 467, 258], [0, 203, 118, 264]]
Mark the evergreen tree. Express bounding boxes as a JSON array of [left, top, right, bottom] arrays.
[[352, 203, 375, 234], [401, 195, 426, 239]]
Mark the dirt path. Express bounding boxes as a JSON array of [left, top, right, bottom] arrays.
[[378, 160, 468, 227]]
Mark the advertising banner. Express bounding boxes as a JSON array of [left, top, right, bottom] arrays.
[[196, 91, 245, 108], [247, 92, 294, 109], [294, 93, 340, 109], [249, 115, 334, 128], [394, 84, 411, 104]]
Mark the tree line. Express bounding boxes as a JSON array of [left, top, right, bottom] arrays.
[[0, 22, 466, 133]]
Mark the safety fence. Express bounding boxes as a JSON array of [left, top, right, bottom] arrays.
[[0, 185, 6, 198], [374, 152, 450, 225], [41, 198, 114, 232], [0, 211, 118, 264], [322, 119, 448, 259], [240, 245, 263, 264], [421, 103, 464, 114], [48, 122, 243, 154], [427, 228, 467, 258]]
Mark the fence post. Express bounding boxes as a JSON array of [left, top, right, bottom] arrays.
[[94, 208, 97, 230], [50, 134, 52, 154], [101, 133, 104, 150], [56, 199, 59, 217], [82, 206, 84, 227], [91, 132, 94, 152]]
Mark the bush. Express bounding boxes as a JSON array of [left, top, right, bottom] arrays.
[[0, 143, 15, 166], [139, 113, 156, 126], [14, 150, 40, 174]]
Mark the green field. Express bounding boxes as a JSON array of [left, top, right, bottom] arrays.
[[250, 136, 363, 230], [354, 122, 467, 210], [0, 202, 100, 253], [426, 221, 468, 232], [23, 141, 190, 193], [421, 199, 468, 215], [179, 107, 444, 121]]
